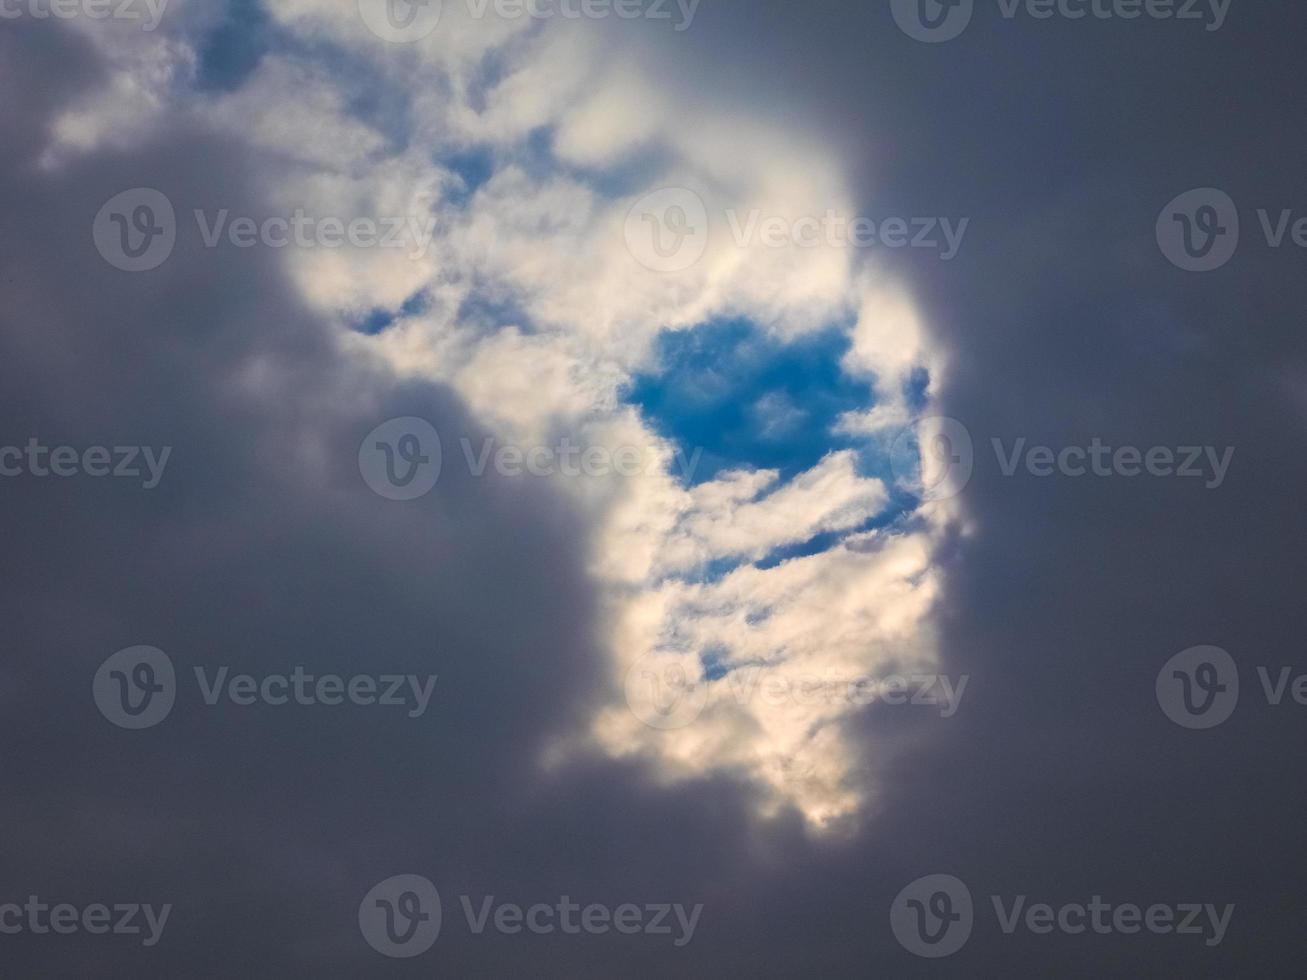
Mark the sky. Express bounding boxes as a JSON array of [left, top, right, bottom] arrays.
[[1, 0, 1305, 975]]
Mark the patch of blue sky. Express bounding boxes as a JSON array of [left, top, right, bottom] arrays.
[[699, 646, 732, 682], [352, 291, 431, 335], [440, 148, 496, 202], [630, 318, 928, 583], [195, 0, 271, 93], [197, 2, 415, 152], [454, 289, 537, 334], [627, 318, 873, 486]]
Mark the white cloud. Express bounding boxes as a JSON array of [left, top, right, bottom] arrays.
[[653, 452, 889, 575], [598, 528, 942, 825], [53, 7, 954, 828]]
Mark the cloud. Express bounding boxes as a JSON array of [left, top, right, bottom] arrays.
[[0, 2, 1051, 972], [65, 2, 945, 826]]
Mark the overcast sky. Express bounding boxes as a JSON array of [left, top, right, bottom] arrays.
[[1, 0, 1305, 975]]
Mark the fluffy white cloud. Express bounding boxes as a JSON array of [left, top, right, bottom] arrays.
[[47, 5, 952, 828], [652, 452, 889, 574], [599, 527, 941, 825]]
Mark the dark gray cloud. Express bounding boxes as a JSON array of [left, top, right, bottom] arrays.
[[667, 2, 1307, 975]]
